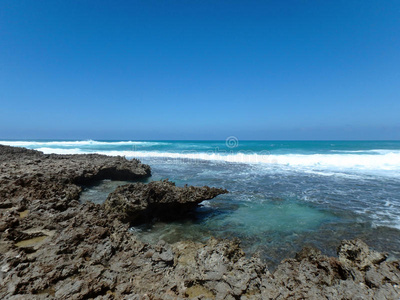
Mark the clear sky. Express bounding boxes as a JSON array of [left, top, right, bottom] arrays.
[[1, 0, 399, 140]]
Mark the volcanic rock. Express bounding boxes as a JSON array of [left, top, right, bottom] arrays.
[[1, 145, 399, 299], [104, 179, 228, 224]]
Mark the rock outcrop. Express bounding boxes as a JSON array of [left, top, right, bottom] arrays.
[[0, 145, 399, 299], [0, 145, 151, 205], [260, 239, 400, 299], [104, 179, 228, 224]]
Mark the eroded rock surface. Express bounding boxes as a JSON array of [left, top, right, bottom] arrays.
[[104, 180, 228, 224], [0, 145, 151, 205], [1, 145, 399, 299], [260, 239, 400, 299]]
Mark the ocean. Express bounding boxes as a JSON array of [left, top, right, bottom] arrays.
[[2, 139, 400, 267]]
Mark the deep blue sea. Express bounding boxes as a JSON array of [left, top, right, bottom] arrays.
[[3, 139, 400, 267]]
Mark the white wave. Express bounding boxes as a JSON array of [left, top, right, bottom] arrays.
[[113, 151, 400, 171], [330, 149, 400, 154], [0, 140, 168, 147], [16, 147, 400, 176], [369, 212, 400, 230], [270, 153, 400, 170], [200, 200, 213, 207], [37, 147, 85, 154], [302, 170, 365, 179]]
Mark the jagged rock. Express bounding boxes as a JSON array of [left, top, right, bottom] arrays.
[[0, 145, 399, 299], [171, 237, 268, 299], [338, 239, 388, 270], [104, 179, 228, 224], [295, 245, 322, 261], [0, 145, 151, 206], [260, 241, 400, 300]]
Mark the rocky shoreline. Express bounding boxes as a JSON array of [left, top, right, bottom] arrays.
[[1, 145, 399, 299]]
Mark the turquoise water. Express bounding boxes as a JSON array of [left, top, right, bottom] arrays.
[[2, 139, 400, 266]]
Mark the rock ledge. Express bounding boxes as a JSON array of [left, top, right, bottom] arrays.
[[104, 179, 228, 224]]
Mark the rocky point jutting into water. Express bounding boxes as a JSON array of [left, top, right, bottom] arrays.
[[104, 180, 228, 224], [0, 145, 399, 299]]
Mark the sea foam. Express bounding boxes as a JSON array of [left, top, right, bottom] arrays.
[[30, 147, 400, 176], [0, 140, 168, 147]]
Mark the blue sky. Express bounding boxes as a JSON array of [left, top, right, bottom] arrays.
[[0, 0, 399, 140]]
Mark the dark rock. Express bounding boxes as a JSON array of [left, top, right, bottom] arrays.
[[0, 201, 12, 209], [295, 246, 322, 261], [104, 179, 228, 224]]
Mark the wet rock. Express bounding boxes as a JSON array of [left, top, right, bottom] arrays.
[[104, 179, 228, 224]]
